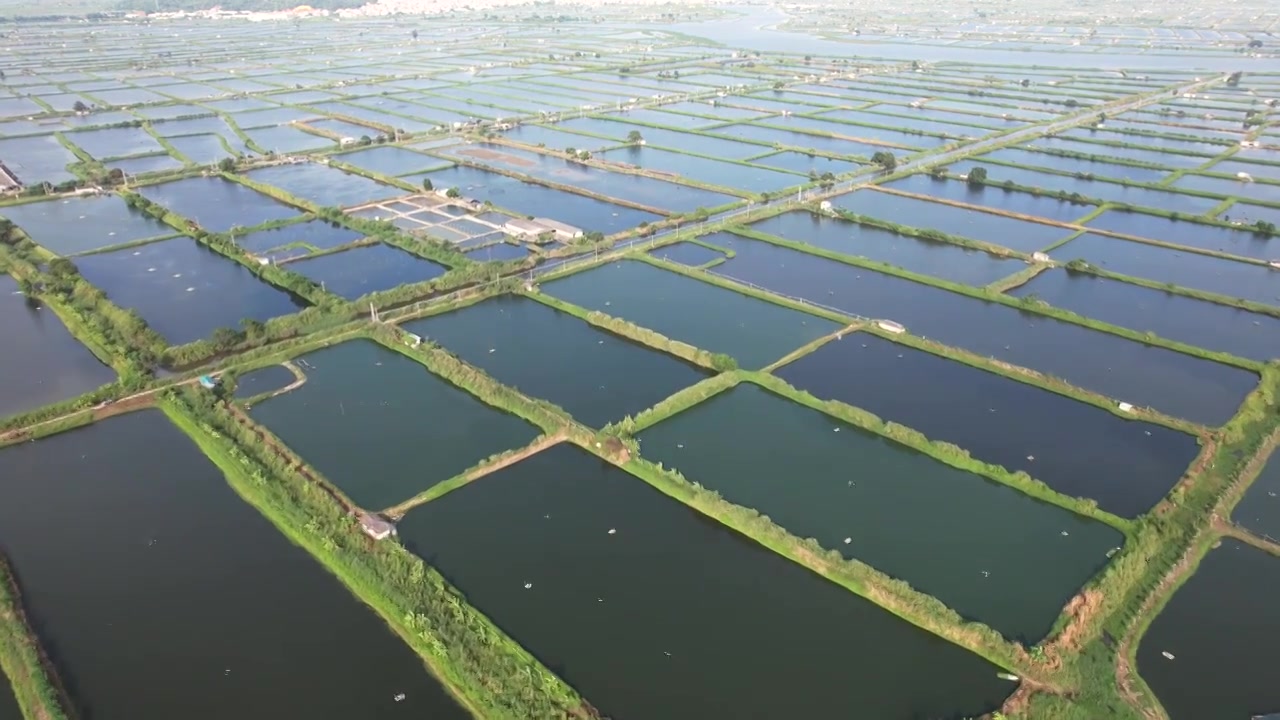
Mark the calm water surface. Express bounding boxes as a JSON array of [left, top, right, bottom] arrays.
[[0, 275, 115, 419], [286, 244, 446, 300], [138, 176, 299, 232], [251, 340, 538, 509], [1233, 449, 1280, 541], [1086, 209, 1275, 261], [750, 210, 1020, 285], [547, 260, 839, 368], [882, 174, 1093, 224], [400, 443, 1012, 720], [639, 384, 1121, 641], [74, 237, 306, 345], [1012, 269, 1280, 362], [0, 196, 172, 256], [1057, 232, 1280, 307], [243, 164, 405, 208], [646, 241, 723, 266], [232, 364, 295, 399], [1137, 540, 1280, 720], [835, 188, 1073, 252], [406, 297, 706, 427], [0, 411, 466, 720], [775, 334, 1200, 517], [708, 232, 1254, 425]]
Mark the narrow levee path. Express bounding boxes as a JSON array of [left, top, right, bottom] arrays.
[[383, 431, 568, 519]]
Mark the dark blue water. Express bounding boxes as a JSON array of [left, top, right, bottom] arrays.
[[399, 443, 1012, 720], [708, 232, 1255, 425], [1137, 540, 1280, 720], [285, 244, 446, 300], [775, 333, 1201, 517], [1012, 269, 1280, 362], [0, 411, 467, 720], [405, 296, 707, 427], [74, 237, 306, 345], [750, 210, 1020, 285]]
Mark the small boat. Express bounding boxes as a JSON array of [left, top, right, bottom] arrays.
[[996, 672, 1019, 682], [1161, 651, 1175, 660]]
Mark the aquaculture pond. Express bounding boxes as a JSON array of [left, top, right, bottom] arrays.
[[882, 174, 1093, 224], [0, 195, 173, 256], [232, 363, 296, 400], [332, 146, 441, 176], [0, 275, 115, 419], [775, 334, 1200, 517], [980, 147, 1172, 183], [646, 241, 723, 266], [598, 145, 799, 194], [1233, 449, 1280, 541], [1011, 269, 1280, 363], [834, 189, 1073, 253], [398, 444, 1012, 720], [243, 164, 406, 208], [285, 244, 446, 300], [707, 232, 1253, 425], [1137, 540, 1280, 720], [0, 411, 467, 720], [1086, 209, 1276, 261], [1025, 136, 1214, 169], [417, 165, 662, 235], [0, 136, 77, 185], [1173, 173, 1280, 205], [235, 219, 363, 255], [74, 237, 306, 346], [465, 242, 528, 262], [640, 383, 1120, 641], [547, 260, 839, 369], [711, 123, 863, 156], [404, 297, 706, 428], [440, 143, 736, 213], [1058, 233, 1280, 307], [138, 176, 299, 232], [750, 210, 1020, 286], [250, 340, 538, 510], [749, 150, 861, 176]]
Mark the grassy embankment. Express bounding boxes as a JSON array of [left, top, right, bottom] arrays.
[[0, 553, 72, 720], [1015, 363, 1280, 720]]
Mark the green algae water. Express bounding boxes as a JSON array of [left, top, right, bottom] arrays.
[[0, 411, 466, 720], [399, 443, 1012, 720], [638, 383, 1121, 642], [250, 339, 539, 511]]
